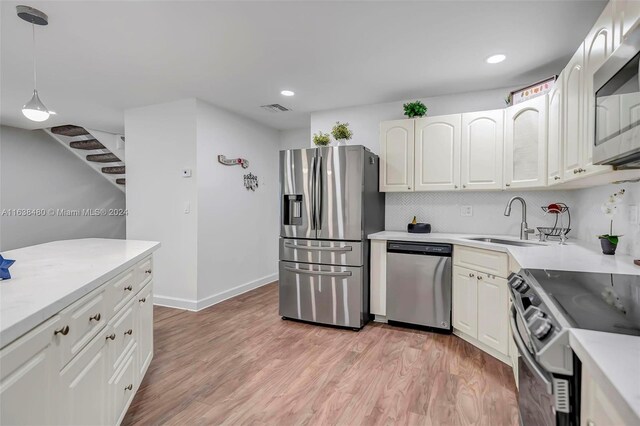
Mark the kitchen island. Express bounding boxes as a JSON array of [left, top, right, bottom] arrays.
[[0, 238, 160, 425]]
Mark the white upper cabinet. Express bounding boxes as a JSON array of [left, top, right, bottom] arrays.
[[564, 45, 585, 180], [379, 119, 414, 192], [504, 95, 548, 189], [414, 114, 461, 191], [614, 0, 640, 48], [548, 75, 564, 185], [583, 2, 616, 176], [461, 109, 504, 190]]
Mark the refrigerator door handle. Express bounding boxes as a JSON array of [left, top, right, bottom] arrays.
[[284, 266, 352, 277], [310, 156, 317, 230], [315, 155, 322, 231], [284, 242, 353, 252]]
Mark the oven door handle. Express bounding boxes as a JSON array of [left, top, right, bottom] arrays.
[[510, 305, 553, 394]]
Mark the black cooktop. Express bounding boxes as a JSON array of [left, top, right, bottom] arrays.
[[528, 269, 640, 336]]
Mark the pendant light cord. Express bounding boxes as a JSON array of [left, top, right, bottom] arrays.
[[32, 23, 37, 90]]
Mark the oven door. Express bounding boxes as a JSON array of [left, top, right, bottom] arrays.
[[510, 306, 557, 426]]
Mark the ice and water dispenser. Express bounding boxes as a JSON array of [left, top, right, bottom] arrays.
[[283, 194, 303, 225]]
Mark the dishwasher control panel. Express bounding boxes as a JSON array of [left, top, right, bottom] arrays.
[[387, 241, 452, 256]]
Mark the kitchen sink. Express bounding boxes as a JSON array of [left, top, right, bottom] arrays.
[[464, 237, 544, 247]]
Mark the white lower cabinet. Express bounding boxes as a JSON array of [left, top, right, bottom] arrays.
[[0, 317, 61, 426], [581, 365, 626, 426], [0, 256, 154, 426], [452, 247, 510, 362]]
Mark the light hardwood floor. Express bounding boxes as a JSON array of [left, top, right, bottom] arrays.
[[123, 282, 519, 425]]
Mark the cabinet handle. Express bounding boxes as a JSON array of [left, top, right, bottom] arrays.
[[462, 185, 466, 189], [145, 269, 152, 274], [139, 297, 146, 303], [89, 313, 101, 322], [573, 169, 578, 174], [124, 285, 133, 291], [579, 168, 586, 173], [554, 176, 561, 180], [124, 384, 133, 391], [106, 333, 116, 341], [124, 329, 133, 336], [454, 185, 458, 189], [505, 183, 511, 187], [54, 325, 70, 336], [407, 186, 411, 190], [468, 273, 475, 277], [478, 275, 483, 280]]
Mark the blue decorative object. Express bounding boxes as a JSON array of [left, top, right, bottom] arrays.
[[0, 255, 15, 280]]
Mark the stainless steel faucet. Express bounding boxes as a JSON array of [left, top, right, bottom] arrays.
[[504, 196, 534, 240]]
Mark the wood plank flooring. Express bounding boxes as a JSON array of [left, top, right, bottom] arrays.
[[123, 283, 519, 425]]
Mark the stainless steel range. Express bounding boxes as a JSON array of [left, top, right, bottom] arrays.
[[508, 269, 640, 426]]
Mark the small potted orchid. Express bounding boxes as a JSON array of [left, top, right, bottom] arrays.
[[598, 188, 625, 255]]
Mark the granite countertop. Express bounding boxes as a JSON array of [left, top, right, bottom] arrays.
[[0, 238, 160, 348], [369, 231, 640, 422]]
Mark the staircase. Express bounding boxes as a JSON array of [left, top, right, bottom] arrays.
[[44, 125, 126, 192]]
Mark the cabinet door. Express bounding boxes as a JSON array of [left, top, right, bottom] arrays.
[[0, 317, 61, 426], [379, 119, 414, 192], [614, 0, 640, 47], [476, 274, 509, 356], [583, 3, 615, 176], [564, 45, 585, 180], [504, 96, 548, 189], [581, 366, 627, 426], [136, 282, 154, 381], [369, 240, 387, 316], [547, 75, 564, 185], [414, 114, 461, 191], [461, 109, 504, 190], [452, 265, 477, 338], [59, 328, 109, 426]]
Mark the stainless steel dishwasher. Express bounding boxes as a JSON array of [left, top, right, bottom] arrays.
[[386, 241, 452, 331]]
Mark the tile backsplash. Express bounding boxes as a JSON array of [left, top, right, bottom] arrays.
[[385, 182, 640, 256]]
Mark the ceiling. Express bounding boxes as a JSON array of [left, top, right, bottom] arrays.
[[1, 1, 606, 133]]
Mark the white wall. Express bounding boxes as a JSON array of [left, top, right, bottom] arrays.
[[310, 87, 511, 154], [125, 99, 199, 307], [196, 100, 280, 306], [279, 127, 310, 151], [0, 125, 125, 251]]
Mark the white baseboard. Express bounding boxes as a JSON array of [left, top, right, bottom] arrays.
[[153, 273, 277, 312], [153, 295, 198, 311], [196, 273, 277, 311]]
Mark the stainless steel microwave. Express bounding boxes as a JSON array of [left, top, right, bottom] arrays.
[[594, 25, 640, 168]]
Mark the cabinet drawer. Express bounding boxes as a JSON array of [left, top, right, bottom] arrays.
[[110, 344, 137, 426], [106, 298, 136, 376], [58, 286, 108, 368], [135, 256, 153, 291], [106, 267, 137, 317], [454, 246, 508, 278]]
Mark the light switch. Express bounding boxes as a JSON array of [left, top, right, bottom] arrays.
[[181, 169, 192, 178], [461, 205, 473, 217]]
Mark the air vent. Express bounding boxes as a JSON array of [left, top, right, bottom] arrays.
[[553, 378, 570, 413], [260, 103, 290, 113]]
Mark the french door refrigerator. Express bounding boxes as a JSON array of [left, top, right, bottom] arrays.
[[279, 145, 385, 329]]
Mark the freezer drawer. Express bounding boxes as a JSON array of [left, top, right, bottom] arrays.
[[279, 238, 363, 267], [279, 261, 363, 329]]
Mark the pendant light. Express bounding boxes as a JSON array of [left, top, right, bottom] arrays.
[[17, 5, 52, 122]]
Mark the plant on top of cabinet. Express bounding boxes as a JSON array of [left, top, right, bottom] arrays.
[[312, 131, 331, 146], [598, 188, 625, 255], [403, 100, 428, 118], [331, 122, 353, 146]]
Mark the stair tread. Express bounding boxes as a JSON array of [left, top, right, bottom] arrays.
[[102, 166, 125, 174], [86, 153, 121, 163], [51, 125, 90, 137], [69, 139, 105, 150]]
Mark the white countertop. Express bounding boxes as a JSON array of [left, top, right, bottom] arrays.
[[0, 238, 160, 348], [369, 231, 640, 422], [368, 231, 640, 275]]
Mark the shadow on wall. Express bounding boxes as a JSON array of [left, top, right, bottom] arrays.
[[0, 125, 126, 250]]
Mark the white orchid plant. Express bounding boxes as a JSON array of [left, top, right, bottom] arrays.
[[599, 188, 625, 245]]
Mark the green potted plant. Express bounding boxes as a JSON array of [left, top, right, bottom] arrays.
[[331, 122, 353, 146], [312, 131, 331, 146], [403, 101, 428, 118], [598, 188, 625, 255]]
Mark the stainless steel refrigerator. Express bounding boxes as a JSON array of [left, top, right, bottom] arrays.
[[279, 145, 385, 329]]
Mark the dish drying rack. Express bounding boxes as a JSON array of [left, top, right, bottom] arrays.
[[537, 203, 571, 241]]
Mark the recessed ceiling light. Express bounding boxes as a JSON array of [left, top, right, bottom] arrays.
[[280, 90, 295, 96], [486, 54, 506, 64]]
